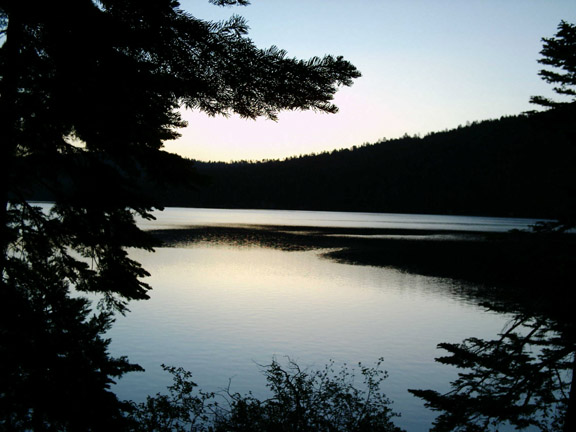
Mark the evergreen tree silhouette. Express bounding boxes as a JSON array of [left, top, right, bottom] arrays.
[[0, 1, 360, 429]]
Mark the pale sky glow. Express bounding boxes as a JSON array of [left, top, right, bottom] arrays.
[[166, 0, 576, 162]]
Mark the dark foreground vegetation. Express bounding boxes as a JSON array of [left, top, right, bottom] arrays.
[[1, 0, 361, 430], [128, 358, 404, 432]]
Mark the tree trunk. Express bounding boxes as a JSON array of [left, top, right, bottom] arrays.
[[0, 11, 22, 277], [564, 352, 576, 432]]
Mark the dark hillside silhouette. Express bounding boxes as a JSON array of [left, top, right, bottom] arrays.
[[155, 106, 576, 221]]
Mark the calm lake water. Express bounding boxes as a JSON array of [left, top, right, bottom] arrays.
[[107, 208, 543, 432], [136, 207, 545, 232]]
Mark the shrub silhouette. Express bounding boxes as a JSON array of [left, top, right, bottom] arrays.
[[128, 358, 405, 432]]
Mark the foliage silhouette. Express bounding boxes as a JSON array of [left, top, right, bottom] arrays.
[[128, 358, 405, 432], [528, 20, 576, 232], [0, 200, 146, 430], [0, 0, 359, 429], [530, 21, 576, 109], [410, 311, 575, 432]]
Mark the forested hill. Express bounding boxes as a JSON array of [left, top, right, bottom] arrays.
[[29, 107, 575, 220], [159, 106, 573, 220]]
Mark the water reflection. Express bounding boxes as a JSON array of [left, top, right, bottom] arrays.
[[110, 209, 574, 432], [110, 234, 513, 432], [137, 207, 549, 232]]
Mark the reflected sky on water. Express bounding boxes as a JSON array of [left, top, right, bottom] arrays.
[[137, 207, 547, 232], [106, 208, 531, 432]]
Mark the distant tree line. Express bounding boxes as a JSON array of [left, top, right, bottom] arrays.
[[143, 106, 575, 221]]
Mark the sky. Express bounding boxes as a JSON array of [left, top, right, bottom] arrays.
[[165, 0, 576, 162]]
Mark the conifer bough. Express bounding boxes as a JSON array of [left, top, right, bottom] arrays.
[[0, 1, 360, 429]]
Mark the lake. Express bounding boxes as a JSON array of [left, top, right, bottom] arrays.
[[108, 208, 544, 431]]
